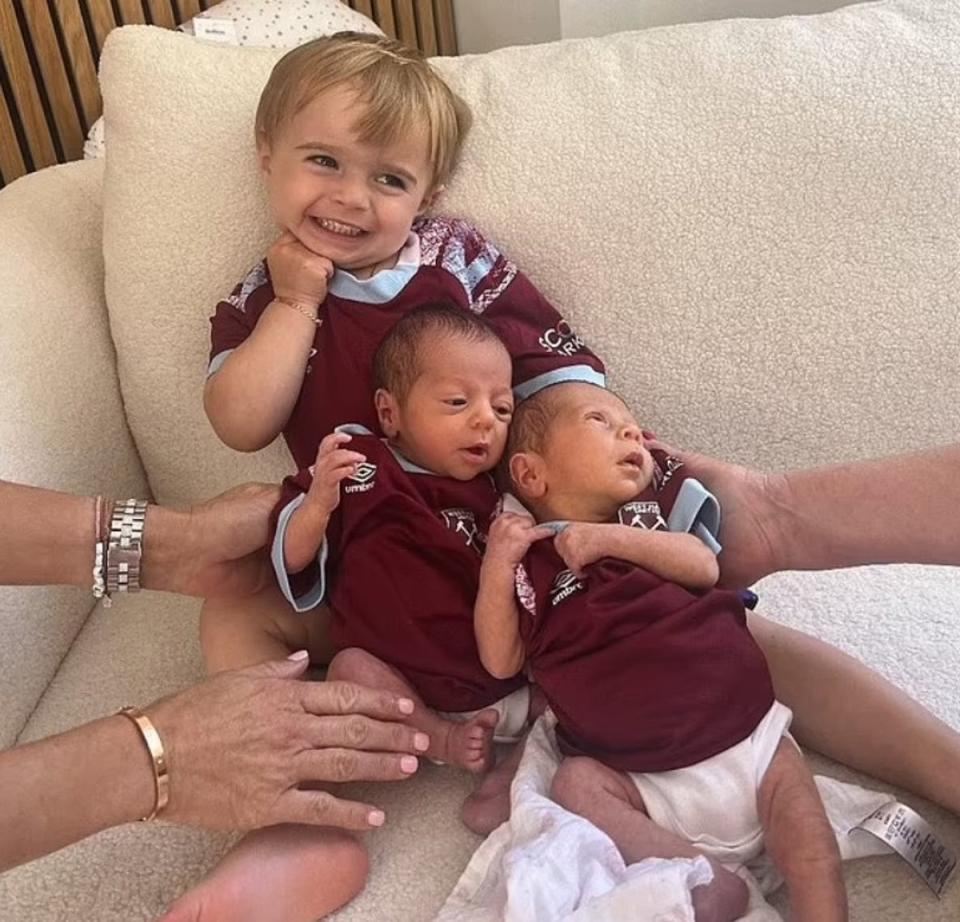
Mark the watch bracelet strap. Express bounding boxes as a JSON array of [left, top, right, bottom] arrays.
[[106, 498, 148, 594]]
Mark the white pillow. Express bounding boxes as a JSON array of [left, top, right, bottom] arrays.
[[179, 0, 383, 47], [83, 0, 382, 159]]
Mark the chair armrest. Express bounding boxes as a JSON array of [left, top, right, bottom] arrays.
[[0, 160, 149, 745]]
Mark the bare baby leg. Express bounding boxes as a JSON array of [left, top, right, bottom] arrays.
[[157, 825, 368, 922], [759, 740, 847, 922], [749, 610, 960, 817], [550, 756, 748, 922], [199, 584, 334, 672], [328, 647, 497, 773], [462, 684, 549, 834]]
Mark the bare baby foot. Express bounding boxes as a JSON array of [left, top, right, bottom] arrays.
[[440, 708, 499, 773], [461, 738, 525, 834], [156, 825, 368, 922], [690, 859, 749, 922], [461, 785, 511, 836]]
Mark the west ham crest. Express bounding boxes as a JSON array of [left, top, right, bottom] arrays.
[[440, 508, 486, 554], [618, 501, 667, 531]]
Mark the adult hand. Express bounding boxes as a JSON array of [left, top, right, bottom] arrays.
[[267, 231, 335, 309], [147, 653, 425, 831], [147, 482, 280, 599], [643, 437, 788, 588]]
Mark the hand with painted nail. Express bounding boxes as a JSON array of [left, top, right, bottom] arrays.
[[150, 651, 426, 833], [0, 650, 427, 874], [0, 479, 427, 878]]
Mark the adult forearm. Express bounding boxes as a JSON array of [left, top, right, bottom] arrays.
[[0, 483, 94, 586], [0, 482, 193, 594], [205, 302, 316, 451], [0, 715, 154, 870], [775, 443, 960, 572]]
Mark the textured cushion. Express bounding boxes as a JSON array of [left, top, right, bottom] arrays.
[[100, 0, 959, 511], [0, 161, 149, 746]]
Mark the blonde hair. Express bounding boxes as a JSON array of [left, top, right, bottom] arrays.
[[255, 32, 472, 192]]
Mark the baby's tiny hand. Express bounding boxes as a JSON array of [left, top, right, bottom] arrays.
[[267, 232, 335, 309], [485, 512, 554, 567], [305, 432, 366, 518], [554, 523, 611, 577]]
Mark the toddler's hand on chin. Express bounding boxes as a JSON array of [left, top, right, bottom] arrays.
[[267, 231, 335, 308]]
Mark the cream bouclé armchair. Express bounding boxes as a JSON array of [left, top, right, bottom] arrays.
[[1, 1, 959, 919]]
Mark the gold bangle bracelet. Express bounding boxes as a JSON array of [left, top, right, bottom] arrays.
[[118, 706, 170, 821]]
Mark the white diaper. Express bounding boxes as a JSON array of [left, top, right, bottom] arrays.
[[628, 700, 795, 867], [438, 684, 531, 744]]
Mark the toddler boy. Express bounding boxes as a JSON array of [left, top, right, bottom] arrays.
[[186, 32, 601, 922]]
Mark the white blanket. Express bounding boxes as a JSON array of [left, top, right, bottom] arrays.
[[437, 713, 894, 922]]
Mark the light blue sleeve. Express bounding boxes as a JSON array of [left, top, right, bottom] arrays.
[[666, 478, 722, 556], [271, 492, 329, 613], [513, 366, 607, 401]]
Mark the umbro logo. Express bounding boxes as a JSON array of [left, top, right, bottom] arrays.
[[344, 462, 378, 493], [550, 569, 585, 606]]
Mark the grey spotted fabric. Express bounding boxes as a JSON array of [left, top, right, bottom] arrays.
[[180, 0, 383, 48]]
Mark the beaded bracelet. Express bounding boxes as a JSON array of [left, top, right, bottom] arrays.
[[91, 495, 108, 604]]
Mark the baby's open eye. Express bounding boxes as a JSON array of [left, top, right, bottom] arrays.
[[495, 405, 514, 418], [445, 397, 468, 407], [586, 412, 606, 424], [310, 154, 337, 169]]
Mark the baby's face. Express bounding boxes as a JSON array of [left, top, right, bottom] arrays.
[[538, 384, 654, 514], [388, 336, 514, 481], [258, 82, 435, 279]]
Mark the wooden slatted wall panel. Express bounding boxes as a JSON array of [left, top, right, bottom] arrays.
[[345, 1, 458, 57], [0, 0, 457, 189]]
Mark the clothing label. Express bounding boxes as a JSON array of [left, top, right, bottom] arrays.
[[192, 18, 239, 44], [857, 801, 956, 897]]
